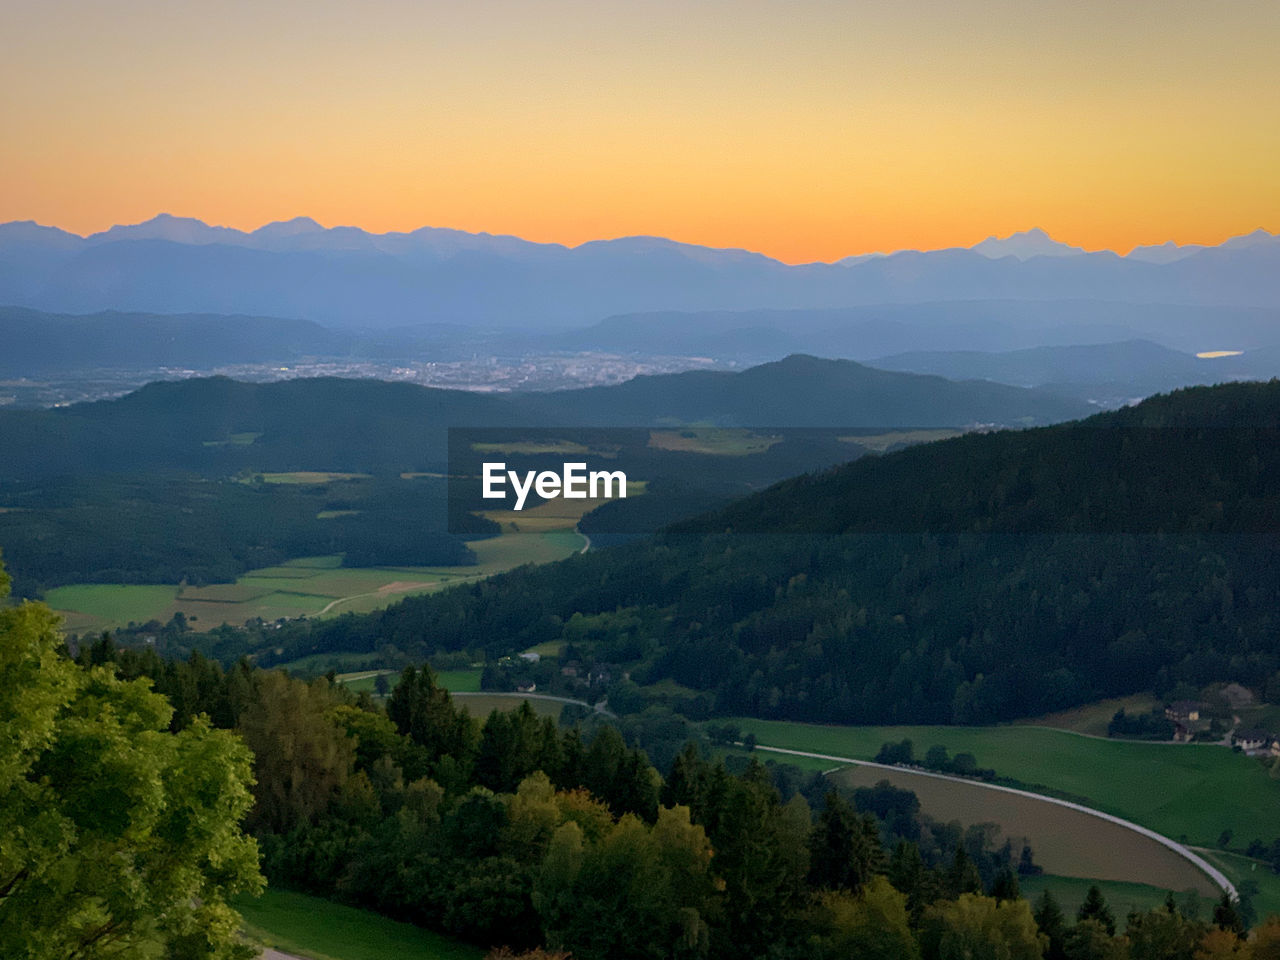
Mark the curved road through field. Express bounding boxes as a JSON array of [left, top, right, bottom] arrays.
[[750, 743, 1236, 898]]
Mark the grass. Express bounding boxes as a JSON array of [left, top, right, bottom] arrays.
[[45, 583, 178, 626], [435, 669, 483, 692], [731, 717, 1280, 849], [829, 765, 1215, 895], [47, 530, 585, 633], [480, 481, 642, 536], [256, 472, 373, 484], [648, 428, 781, 456], [234, 888, 480, 960], [1019, 875, 1200, 920], [1194, 849, 1280, 922], [1021, 693, 1162, 737], [471, 439, 594, 456], [453, 693, 567, 719]]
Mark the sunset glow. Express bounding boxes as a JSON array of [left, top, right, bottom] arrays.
[[4, 0, 1278, 263]]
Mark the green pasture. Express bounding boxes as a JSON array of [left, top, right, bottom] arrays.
[[1019, 875, 1200, 921], [48, 530, 583, 633], [234, 888, 480, 960], [732, 718, 1280, 848], [453, 693, 568, 720]]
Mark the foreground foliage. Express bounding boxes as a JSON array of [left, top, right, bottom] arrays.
[[0, 559, 263, 959]]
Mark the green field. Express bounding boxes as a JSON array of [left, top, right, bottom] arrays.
[[648, 428, 781, 456], [1019, 875, 1198, 920], [732, 718, 1280, 849], [1195, 849, 1280, 921], [453, 693, 569, 719], [47, 529, 585, 633], [1021, 694, 1163, 737], [234, 888, 480, 960], [435, 669, 483, 693], [44, 583, 179, 630]]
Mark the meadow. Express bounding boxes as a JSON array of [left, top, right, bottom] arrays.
[[1019, 875, 1199, 921], [45, 528, 585, 634], [731, 717, 1280, 851], [452, 692, 570, 720], [234, 888, 481, 960]]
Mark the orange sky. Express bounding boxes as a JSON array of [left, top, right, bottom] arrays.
[[3, 0, 1277, 263]]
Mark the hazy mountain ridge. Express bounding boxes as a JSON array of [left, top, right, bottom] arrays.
[[865, 339, 1280, 400], [0, 356, 1090, 481], [1, 216, 1276, 329]]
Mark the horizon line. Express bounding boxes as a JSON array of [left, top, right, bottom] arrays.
[[3, 212, 1275, 267]]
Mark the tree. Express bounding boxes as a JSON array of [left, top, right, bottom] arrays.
[[1253, 915, 1280, 960], [813, 876, 919, 960], [921, 893, 1046, 960], [990, 866, 1021, 902], [386, 665, 475, 764], [1063, 919, 1125, 960], [1211, 892, 1245, 938], [1196, 927, 1249, 959], [0, 560, 263, 959], [238, 671, 357, 833], [809, 790, 886, 893], [1078, 884, 1117, 935], [945, 845, 983, 899], [1034, 889, 1069, 960], [1126, 905, 1204, 960], [535, 807, 716, 960]]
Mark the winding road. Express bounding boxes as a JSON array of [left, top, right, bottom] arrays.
[[749, 742, 1236, 898]]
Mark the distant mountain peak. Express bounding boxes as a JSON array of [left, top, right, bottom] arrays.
[[90, 214, 243, 245], [253, 216, 326, 237], [972, 228, 1086, 261]]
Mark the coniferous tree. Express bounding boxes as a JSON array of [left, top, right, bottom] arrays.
[[1034, 889, 1069, 960], [1077, 884, 1116, 936]]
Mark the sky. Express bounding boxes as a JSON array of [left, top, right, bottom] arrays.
[[3, 0, 1278, 263]]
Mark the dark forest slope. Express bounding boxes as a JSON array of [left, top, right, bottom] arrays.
[[228, 381, 1280, 725]]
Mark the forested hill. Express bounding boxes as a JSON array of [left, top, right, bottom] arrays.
[[676, 379, 1280, 535], [232, 381, 1280, 726], [0, 356, 1089, 480]]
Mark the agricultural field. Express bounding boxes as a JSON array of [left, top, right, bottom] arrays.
[[648, 428, 781, 456], [829, 764, 1216, 895], [46, 529, 585, 633], [255, 471, 373, 484], [480, 481, 645, 535], [452, 692, 574, 720], [234, 888, 480, 960], [1021, 693, 1163, 737], [730, 718, 1280, 850]]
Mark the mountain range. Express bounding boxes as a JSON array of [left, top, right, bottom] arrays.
[[0, 356, 1090, 482], [2, 215, 1277, 330]]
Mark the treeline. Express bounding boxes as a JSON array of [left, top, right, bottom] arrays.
[[167, 382, 1280, 725], [874, 739, 998, 781], [0, 476, 487, 595], [70, 639, 1267, 960]]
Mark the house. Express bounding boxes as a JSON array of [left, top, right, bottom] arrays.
[[1233, 728, 1273, 752], [1165, 700, 1204, 723], [516, 682, 537, 693], [1172, 722, 1192, 743], [518, 652, 541, 663]]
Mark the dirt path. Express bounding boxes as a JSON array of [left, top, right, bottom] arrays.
[[750, 742, 1236, 898]]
